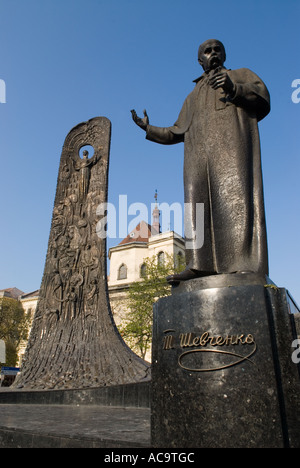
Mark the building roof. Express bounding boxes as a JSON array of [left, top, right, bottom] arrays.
[[0, 287, 25, 300], [20, 290, 40, 300], [118, 221, 154, 246]]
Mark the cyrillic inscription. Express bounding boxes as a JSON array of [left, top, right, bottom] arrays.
[[163, 329, 257, 372]]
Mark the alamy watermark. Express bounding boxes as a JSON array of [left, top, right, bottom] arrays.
[[0, 79, 6, 103], [292, 339, 300, 364], [95, 194, 204, 250], [291, 79, 300, 104]]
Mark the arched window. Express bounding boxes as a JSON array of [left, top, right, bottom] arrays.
[[140, 263, 147, 278], [157, 251, 165, 266], [118, 263, 127, 280]]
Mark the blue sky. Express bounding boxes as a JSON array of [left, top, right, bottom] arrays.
[[0, 0, 299, 305]]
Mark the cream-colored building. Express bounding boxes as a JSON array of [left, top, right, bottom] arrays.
[[108, 222, 185, 320], [19, 290, 39, 318], [107, 204, 185, 361]]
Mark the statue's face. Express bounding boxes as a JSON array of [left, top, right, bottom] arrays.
[[198, 40, 225, 71]]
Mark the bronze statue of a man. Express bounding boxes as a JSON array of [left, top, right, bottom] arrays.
[[131, 39, 270, 283]]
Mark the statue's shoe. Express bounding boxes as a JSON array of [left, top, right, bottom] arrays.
[[166, 269, 215, 285]]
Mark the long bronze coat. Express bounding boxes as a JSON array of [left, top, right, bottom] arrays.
[[146, 67, 270, 275]]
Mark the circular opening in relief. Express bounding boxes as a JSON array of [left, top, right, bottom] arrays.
[[79, 145, 95, 159]]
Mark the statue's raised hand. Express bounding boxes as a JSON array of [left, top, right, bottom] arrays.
[[130, 109, 149, 131]]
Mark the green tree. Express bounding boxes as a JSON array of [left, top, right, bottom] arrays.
[[119, 253, 185, 360], [0, 297, 30, 367]]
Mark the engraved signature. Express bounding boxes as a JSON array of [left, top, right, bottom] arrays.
[[163, 330, 257, 372]]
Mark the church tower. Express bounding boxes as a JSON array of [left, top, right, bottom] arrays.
[[151, 190, 160, 235]]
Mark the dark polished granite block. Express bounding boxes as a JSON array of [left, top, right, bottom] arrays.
[[0, 381, 151, 407], [151, 278, 300, 448]]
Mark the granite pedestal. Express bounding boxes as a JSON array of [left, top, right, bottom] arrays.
[[151, 274, 300, 448]]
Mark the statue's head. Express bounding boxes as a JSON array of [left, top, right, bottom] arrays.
[[198, 39, 226, 71]]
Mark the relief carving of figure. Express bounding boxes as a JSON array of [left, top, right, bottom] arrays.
[[73, 149, 101, 199]]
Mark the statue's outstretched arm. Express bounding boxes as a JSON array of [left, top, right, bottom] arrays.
[[131, 108, 183, 145]]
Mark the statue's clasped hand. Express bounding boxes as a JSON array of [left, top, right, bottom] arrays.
[[209, 70, 235, 97]]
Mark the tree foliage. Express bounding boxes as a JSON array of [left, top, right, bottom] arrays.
[[119, 253, 185, 360], [0, 298, 30, 367]]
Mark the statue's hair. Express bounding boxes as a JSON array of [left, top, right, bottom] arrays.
[[198, 39, 226, 63]]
